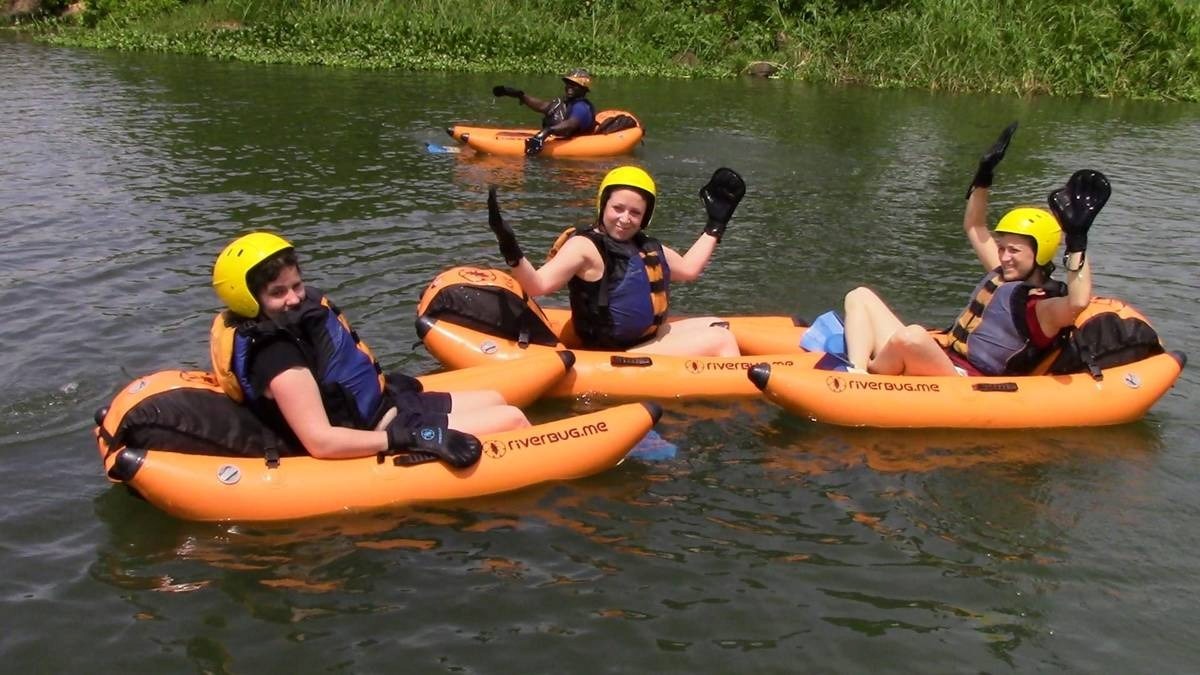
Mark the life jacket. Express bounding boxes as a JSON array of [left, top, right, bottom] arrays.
[[548, 226, 670, 349], [934, 268, 1067, 375], [542, 97, 596, 135], [209, 288, 388, 429]]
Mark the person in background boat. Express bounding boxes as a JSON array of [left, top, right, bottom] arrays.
[[486, 165, 746, 357], [210, 232, 529, 464], [842, 122, 1111, 376], [492, 68, 597, 156]]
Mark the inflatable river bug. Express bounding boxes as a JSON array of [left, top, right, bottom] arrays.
[[94, 354, 662, 522], [414, 266, 822, 399], [748, 298, 1186, 429]]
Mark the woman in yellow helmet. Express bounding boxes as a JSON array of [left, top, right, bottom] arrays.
[[842, 122, 1111, 376], [492, 68, 597, 155], [487, 165, 747, 357], [210, 233, 529, 464]]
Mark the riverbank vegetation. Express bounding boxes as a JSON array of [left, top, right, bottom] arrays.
[[17, 0, 1200, 101]]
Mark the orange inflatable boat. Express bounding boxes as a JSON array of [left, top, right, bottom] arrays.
[[446, 110, 644, 158], [749, 298, 1186, 429], [414, 266, 820, 399], [95, 353, 662, 522]]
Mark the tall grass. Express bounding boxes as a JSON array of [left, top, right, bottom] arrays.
[[33, 0, 1200, 101]]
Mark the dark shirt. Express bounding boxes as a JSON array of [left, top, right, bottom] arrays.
[[245, 338, 308, 444]]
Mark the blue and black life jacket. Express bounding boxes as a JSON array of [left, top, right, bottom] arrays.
[[210, 288, 387, 429], [542, 97, 596, 135], [549, 227, 670, 349]]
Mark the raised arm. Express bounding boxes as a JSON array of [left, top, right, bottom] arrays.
[[1034, 170, 1111, 333], [964, 122, 1018, 271], [491, 84, 551, 113], [486, 187, 597, 296], [667, 168, 746, 280]]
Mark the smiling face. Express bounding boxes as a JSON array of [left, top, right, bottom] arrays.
[[598, 188, 648, 241], [994, 232, 1039, 281], [564, 81, 588, 100], [257, 264, 306, 321]]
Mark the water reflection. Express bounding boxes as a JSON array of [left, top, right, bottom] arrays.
[[760, 418, 1163, 476]]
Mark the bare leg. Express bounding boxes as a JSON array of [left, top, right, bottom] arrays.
[[843, 287, 905, 371], [448, 390, 530, 434], [449, 390, 507, 410], [628, 317, 741, 357], [448, 406, 530, 434], [869, 325, 959, 376]]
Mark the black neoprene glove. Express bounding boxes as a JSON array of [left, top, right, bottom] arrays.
[[492, 85, 524, 98], [487, 186, 524, 266], [524, 129, 549, 156], [386, 421, 482, 469], [966, 121, 1019, 199], [1048, 169, 1111, 255], [699, 167, 746, 242]]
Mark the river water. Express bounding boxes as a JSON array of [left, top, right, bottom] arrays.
[[2, 32, 1198, 672]]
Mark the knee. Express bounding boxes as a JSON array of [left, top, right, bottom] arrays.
[[478, 390, 507, 407], [503, 405, 531, 429], [711, 327, 740, 357], [844, 286, 877, 308], [890, 324, 932, 350]]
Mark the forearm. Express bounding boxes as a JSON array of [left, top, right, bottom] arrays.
[[520, 94, 550, 113], [673, 234, 719, 281], [963, 187, 999, 268], [300, 426, 389, 460], [1064, 254, 1092, 312], [509, 257, 547, 295], [545, 118, 581, 137], [963, 186, 990, 237]]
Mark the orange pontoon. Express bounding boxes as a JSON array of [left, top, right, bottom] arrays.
[[95, 354, 661, 521], [446, 110, 643, 158], [415, 266, 819, 399]]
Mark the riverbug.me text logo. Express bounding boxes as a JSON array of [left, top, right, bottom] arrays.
[[826, 376, 941, 393], [485, 421, 610, 458], [685, 359, 796, 374]]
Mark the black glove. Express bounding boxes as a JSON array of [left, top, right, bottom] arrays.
[[966, 121, 1019, 198], [384, 370, 423, 394], [1048, 169, 1110, 255], [524, 129, 549, 156], [492, 85, 524, 98], [699, 167, 746, 242], [487, 186, 523, 266], [386, 421, 482, 469]]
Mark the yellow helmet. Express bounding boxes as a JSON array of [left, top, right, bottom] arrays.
[[563, 68, 592, 91], [994, 206, 1061, 266], [596, 166, 656, 229], [212, 232, 294, 317]]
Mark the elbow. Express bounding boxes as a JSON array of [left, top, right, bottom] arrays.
[[297, 431, 350, 460], [1068, 295, 1091, 315], [303, 440, 339, 460]]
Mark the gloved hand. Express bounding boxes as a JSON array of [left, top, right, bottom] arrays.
[[698, 167, 746, 242], [524, 129, 549, 156], [386, 420, 482, 469], [1048, 169, 1110, 255], [487, 186, 524, 266], [492, 85, 524, 98], [965, 121, 1019, 199], [384, 370, 423, 394]]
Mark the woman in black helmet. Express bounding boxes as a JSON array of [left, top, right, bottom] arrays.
[[492, 68, 597, 155]]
